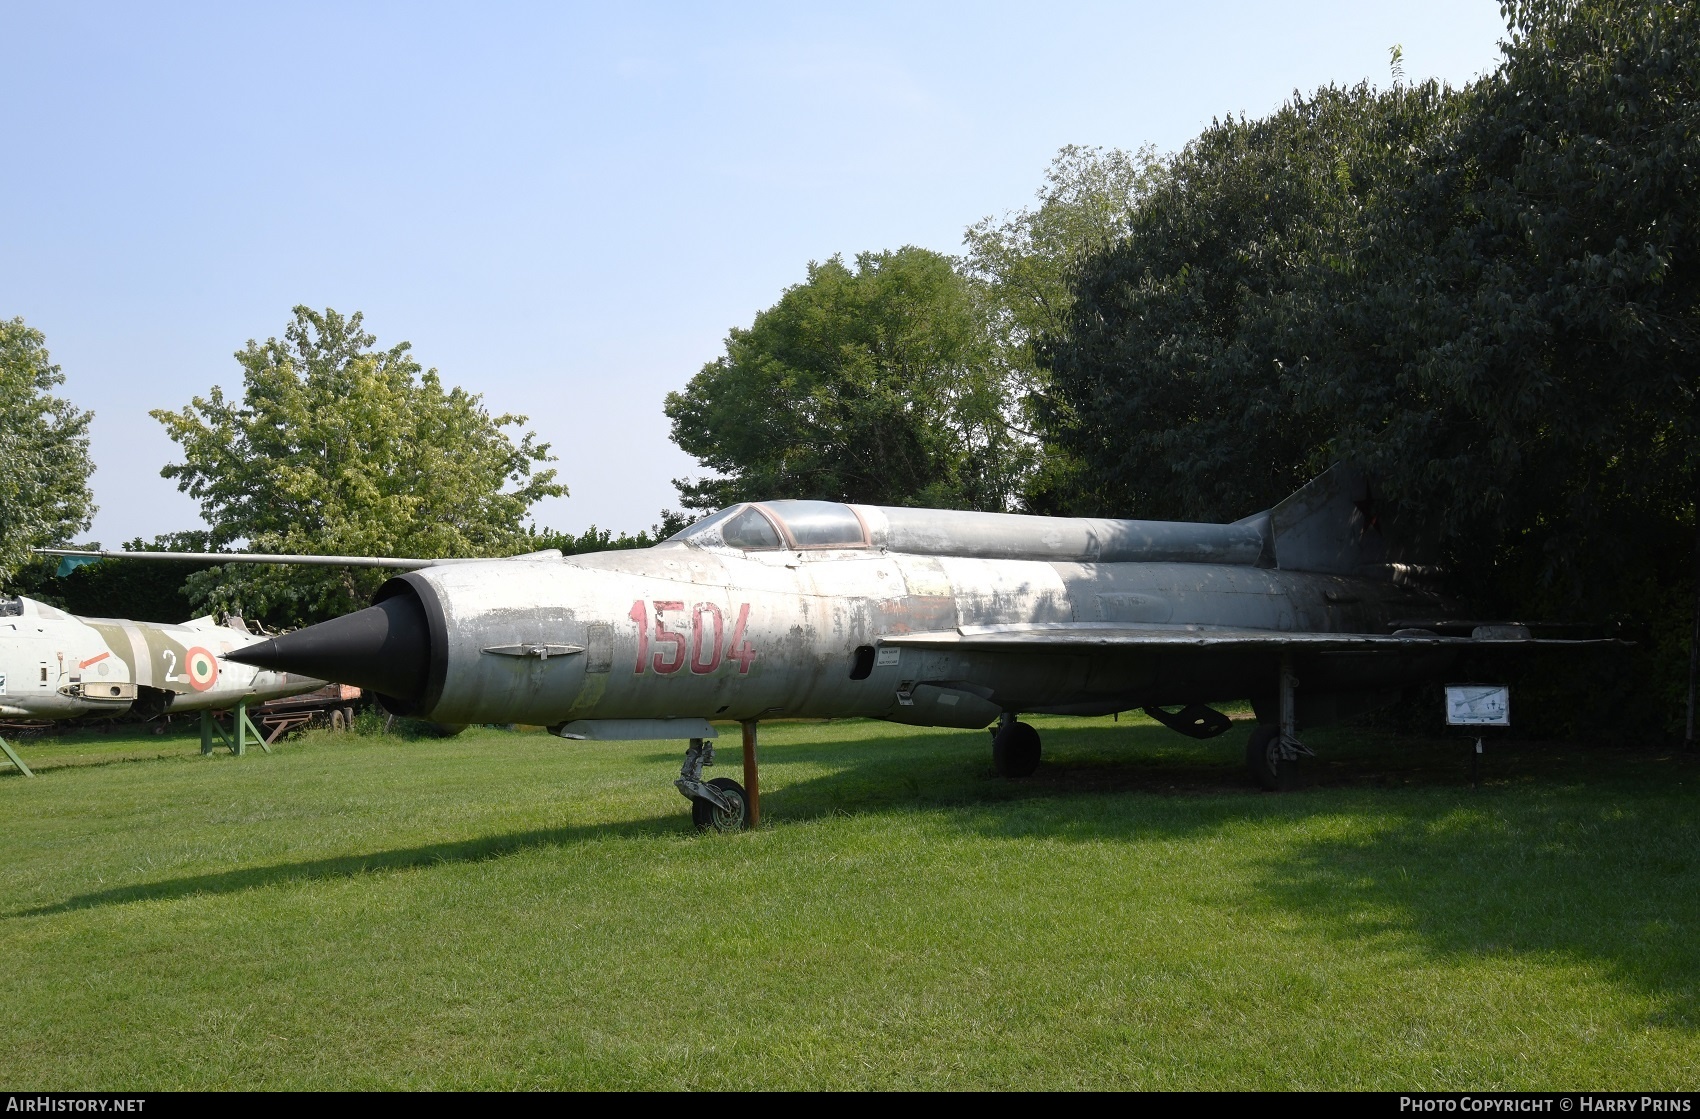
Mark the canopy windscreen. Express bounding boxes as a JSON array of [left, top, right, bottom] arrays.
[[722, 506, 783, 550], [763, 500, 867, 547]]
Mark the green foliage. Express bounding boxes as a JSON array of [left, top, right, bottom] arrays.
[[667, 156, 1165, 517], [1042, 0, 1699, 730], [521, 510, 690, 556], [1043, 81, 1464, 521], [152, 307, 565, 626], [963, 145, 1166, 511], [666, 248, 1022, 512], [6, 533, 214, 622], [1284, 0, 1699, 586], [964, 144, 1164, 364], [0, 318, 95, 586]]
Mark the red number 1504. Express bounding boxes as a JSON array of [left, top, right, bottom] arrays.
[[628, 600, 757, 675]]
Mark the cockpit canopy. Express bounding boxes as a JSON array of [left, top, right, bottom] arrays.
[[0, 595, 22, 618], [670, 500, 869, 552]]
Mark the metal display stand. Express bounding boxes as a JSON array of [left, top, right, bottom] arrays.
[[0, 736, 33, 778], [200, 700, 271, 756]]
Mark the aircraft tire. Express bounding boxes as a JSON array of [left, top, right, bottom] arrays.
[[993, 720, 1042, 778], [692, 777, 749, 833], [1246, 725, 1282, 791]]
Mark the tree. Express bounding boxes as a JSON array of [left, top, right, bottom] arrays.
[[0, 318, 95, 587], [666, 248, 1021, 512], [963, 145, 1166, 511], [963, 144, 1164, 367], [1306, 0, 1699, 607], [522, 510, 691, 555], [152, 307, 564, 625], [1041, 0, 1700, 734], [1042, 81, 1462, 521], [6, 532, 216, 622]]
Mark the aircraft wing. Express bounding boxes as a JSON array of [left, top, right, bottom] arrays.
[[878, 622, 1618, 652], [33, 549, 564, 569]]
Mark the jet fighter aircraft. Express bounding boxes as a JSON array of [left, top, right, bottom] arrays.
[[201, 466, 1607, 830], [0, 594, 322, 773]]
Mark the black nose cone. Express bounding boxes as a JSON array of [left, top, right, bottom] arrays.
[[229, 592, 431, 706]]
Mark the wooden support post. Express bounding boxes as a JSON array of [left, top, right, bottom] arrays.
[[741, 720, 760, 829], [0, 735, 34, 778]]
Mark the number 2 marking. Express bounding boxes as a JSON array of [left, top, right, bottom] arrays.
[[630, 600, 756, 675], [162, 649, 180, 682]]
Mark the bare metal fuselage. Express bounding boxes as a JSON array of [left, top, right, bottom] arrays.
[[398, 544, 1445, 730]]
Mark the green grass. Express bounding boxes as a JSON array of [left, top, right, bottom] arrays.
[[1, 713, 1696, 1089]]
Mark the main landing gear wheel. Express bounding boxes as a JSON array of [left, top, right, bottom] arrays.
[[1246, 724, 1283, 791], [692, 777, 749, 833], [993, 720, 1042, 778]]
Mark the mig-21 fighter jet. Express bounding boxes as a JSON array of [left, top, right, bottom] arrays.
[[175, 465, 1610, 830]]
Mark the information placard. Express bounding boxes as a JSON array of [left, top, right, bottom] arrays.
[[1445, 684, 1510, 727]]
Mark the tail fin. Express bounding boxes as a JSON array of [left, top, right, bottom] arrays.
[[1255, 464, 1429, 577]]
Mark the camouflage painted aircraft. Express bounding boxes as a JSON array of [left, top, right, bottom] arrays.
[[0, 594, 322, 773]]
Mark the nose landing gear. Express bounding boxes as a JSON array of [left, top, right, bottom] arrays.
[[691, 777, 749, 832], [676, 737, 750, 832]]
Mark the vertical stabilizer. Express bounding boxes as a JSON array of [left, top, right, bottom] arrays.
[[1265, 464, 1388, 575]]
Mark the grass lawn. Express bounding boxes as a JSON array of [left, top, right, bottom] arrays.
[[1, 713, 1696, 1089]]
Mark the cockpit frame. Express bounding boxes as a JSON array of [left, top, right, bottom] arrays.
[[671, 501, 872, 553]]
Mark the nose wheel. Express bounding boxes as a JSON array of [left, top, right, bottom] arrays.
[[676, 737, 752, 831], [691, 777, 749, 833]]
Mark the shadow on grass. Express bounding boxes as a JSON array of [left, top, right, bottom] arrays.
[[1245, 787, 1700, 1029], [746, 719, 1515, 823], [13, 813, 687, 919], [757, 721, 1700, 1028], [19, 718, 1700, 1028]]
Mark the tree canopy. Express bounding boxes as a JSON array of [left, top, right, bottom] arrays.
[[1042, 80, 1463, 521], [153, 306, 564, 624], [665, 151, 1166, 517], [0, 318, 95, 586], [1041, 0, 1699, 731], [666, 248, 1021, 512], [1047, 0, 1697, 591], [962, 145, 1165, 510]]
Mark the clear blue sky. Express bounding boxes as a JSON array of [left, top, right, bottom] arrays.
[[3, 1, 1508, 545]]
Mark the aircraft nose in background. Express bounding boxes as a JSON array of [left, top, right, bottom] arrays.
[[228, 595, 432, 706]]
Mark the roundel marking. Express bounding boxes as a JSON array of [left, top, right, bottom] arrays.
[[184, 646, 220, 691]]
